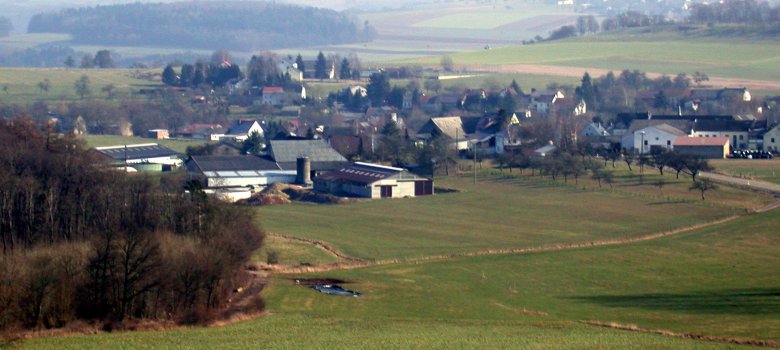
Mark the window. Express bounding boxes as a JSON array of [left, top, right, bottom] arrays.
[[655, 137, 659, 141], [740, 135, 744, 140], [772, 138, 776, 143], [667, 140, 671, 146], [644, 140, 648, 146]]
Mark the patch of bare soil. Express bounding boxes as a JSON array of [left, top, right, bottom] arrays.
[[238, 183, 359, 206]]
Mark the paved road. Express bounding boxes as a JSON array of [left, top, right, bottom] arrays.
[[700, 171, 780, 196]]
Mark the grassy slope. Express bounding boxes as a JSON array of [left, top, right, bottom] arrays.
[[255, 173, 738, 261], [253, 235, 340, 266], [265, 209, 780, 342], [0, 68, 160, 103], [711, 159, 780, 185], [18, 194, 779, 349], [406, 31, 780, 82]]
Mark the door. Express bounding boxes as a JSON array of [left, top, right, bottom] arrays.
[[380, 185, 393, 198], [414, 181, 433, 196]]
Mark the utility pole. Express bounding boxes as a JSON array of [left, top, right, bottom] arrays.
[[473, 141, 477, 184]]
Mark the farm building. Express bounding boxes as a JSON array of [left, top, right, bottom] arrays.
[[314, 162, 433, 199], [93, 143, 181, 171], [185, 155, 296, 189], [146, 129, 170, 140], [673, 137, 730, 159], [268, 139, 348, 173]]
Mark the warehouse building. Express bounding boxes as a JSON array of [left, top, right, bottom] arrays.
[[314, 162, 433, 199]]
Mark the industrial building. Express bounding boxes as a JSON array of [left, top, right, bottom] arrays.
[[314, 162, 433, 199]]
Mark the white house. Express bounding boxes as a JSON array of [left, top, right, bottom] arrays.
[[225, 119, 264, 142], [631, 124, 687, 154], [764, 124, 780, 152]]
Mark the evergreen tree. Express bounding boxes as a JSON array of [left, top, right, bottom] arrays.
[[579, 72, 595, 107], [179, 64, 195, 87], [74, 75, 91, 99], [295, 54, 305, 74], [162, 65, 178, 86], [339, 58, 351, 80], [314, 51, 328, 80], [64, 56, 76, 68], [80, 54, 94, 68], [510, 79, 522, 95], [367, 72, 391, 106]]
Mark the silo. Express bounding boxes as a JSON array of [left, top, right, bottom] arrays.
[[296, 157, 311, 185]]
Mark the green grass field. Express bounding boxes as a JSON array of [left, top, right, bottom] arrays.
[[711, 159, 780, 184], [82, 135, 210, 154], [405, 30, 780, 89], [263, 209, 780, 342], [0, 33, 72, 51], [17, 178, 779, 349], [253, 235, 340, 266], [0, 68, 160, 103], [254, 172, 743, 261]]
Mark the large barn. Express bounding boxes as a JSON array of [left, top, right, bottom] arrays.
[[185, 155, 296, 189], [93, 143, 181, 171], [314, 162, 433, 199], [673, 136, 730, 159]]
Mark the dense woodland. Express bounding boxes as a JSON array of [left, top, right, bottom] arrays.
[[0, 118, 264, 330], [27, 2, 376, 51]]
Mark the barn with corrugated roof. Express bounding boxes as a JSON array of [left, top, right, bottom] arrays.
[[314, 162, 433, 199]]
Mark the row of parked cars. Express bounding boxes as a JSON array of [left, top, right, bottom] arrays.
[[729, 150, 774, 159]]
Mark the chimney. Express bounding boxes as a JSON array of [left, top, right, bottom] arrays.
[[296, 157, 311, 186]]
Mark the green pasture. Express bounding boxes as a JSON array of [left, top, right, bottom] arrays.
[[255, 174, 736, 261], [0, 68, 160, 103], [82, 135, 210, 154], [710, 158, 780, 184], [16, 315, 755, 349], [17, 182, 779, 349], [253, 235, 339, 266], [265, 209, 780, 342], [0, 33, 71, 51], [406, 33, 780, 83], [412, 10, 558, 30]]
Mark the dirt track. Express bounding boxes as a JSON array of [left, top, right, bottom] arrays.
[[462, 63, 780, 91]]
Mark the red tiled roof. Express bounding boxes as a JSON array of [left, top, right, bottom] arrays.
[[262, 86, 284, 94], [673, 136, 729, 147]]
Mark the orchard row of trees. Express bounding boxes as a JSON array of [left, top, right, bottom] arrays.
[[0, 118, 264, 330], [495, 148, 715, 198]]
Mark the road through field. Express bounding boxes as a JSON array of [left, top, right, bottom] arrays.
[[463, 63, 780, 91]]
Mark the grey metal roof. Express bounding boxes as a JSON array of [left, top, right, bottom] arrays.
[[269, 140, 347, 163], [95, 144, 178, 161], [187, 155, 280, 173]]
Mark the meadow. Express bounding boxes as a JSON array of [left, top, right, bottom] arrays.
[[0, 67, 160, 103], [711, 159, 780, 184], [16, 174, 779, 349], [255, 164, 765, 262], [404, 30, 780, 94]]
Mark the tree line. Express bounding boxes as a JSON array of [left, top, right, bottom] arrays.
[[0, 117, 264, 331], [27, 2, 376, 51]]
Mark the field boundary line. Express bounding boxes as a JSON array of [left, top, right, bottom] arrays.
[[586, 320, 780, 348], [271, 215, 741, 274]]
